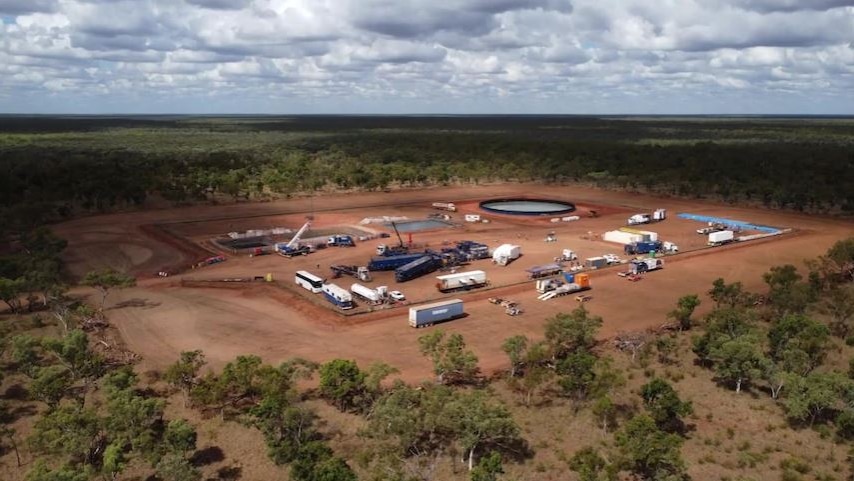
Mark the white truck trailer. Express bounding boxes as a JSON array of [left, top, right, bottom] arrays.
[[708, 230, 735, 246], [432, 202, 457, 212], [409, 299, 465, 328], [436, 270, 488, 293]]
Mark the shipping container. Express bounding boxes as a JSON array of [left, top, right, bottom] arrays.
[[585, 257, 608, 269], [409, 299, 465, 328], [620, 228, 659, 242]]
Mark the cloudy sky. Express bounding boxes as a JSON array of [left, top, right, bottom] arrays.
[[1, 0, 852, 114]]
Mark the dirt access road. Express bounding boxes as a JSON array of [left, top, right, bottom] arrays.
[[54, 184, 854, 381]]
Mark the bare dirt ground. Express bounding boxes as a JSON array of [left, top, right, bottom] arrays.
[[54, 184, 854, 381]]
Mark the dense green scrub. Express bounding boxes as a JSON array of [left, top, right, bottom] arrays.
[[2, 115, 852, 235]]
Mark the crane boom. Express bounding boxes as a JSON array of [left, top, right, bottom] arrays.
[[286, 220, 312, 249], [390, 221, 404, 248]]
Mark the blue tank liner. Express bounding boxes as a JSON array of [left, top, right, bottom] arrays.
[[386, 220, 454, 232], [676, 213, 782, 234]]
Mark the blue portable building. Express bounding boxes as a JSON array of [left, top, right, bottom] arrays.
[[321, 283, 354, 310]]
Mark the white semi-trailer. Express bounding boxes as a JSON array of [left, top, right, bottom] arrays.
[[708, 230, 735, 246], [431, 202, 457, 212], [436, 270, 488, 293], [409, 299, 465, 328]]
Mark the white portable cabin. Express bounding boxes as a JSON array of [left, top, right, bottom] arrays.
[[708, 230, 735, 245], [492, 244, 521, 265], [603, 230, 642, 245]]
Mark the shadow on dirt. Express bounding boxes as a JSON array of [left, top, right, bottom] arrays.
[[111, 298, 163, 310]]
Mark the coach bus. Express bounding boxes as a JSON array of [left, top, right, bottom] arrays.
[[295, 270, 324, 293]]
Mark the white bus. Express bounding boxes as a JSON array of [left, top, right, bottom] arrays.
[[295, 270, 324, 293]]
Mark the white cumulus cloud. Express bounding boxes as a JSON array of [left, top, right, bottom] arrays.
[[0, 0, 851, 113]]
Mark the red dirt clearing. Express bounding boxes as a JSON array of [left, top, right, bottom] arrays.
[[55, 184, 854, 381]]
